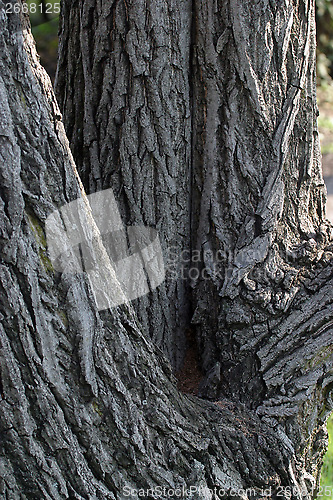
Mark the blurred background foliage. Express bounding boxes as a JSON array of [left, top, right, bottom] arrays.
[[28, 0, 59, 79], [321, 416, 333, 491], [316, 0, 333, 83], [315, 2, 333, 480]]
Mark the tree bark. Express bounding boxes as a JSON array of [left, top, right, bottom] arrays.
[[55, 0, 333, 422], [190, 0, 333, 404], [0, 1, 333, 498], [55, 0, 193, 370]]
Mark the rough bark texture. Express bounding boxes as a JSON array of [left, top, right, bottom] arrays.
[[55, 0, 333, 471], [0, 0, 333, 499], [55, 0, 193, 370], [191, 0, 332, 403], [188, 1, 333, 463]]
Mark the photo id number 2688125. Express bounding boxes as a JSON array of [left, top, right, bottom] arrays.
[[5, 2, 60, 15], [317, 486, 333, 497]]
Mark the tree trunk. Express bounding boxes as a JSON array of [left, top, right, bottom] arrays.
[[55, 0, 193, 370], [55, 0, 333, 432], [188, 0, 333, 414], [0, 1, 333, 499]]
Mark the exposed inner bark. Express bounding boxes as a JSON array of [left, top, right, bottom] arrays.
[[176, 328, 203, 395]]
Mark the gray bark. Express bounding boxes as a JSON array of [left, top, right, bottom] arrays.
[[191, 0, 332, 409], [55, 0, 333, 432], [55, 0, 193, 370], [0, 0, 333, 499]]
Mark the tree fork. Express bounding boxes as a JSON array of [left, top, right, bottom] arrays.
[[0, 0, 332, 498]]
